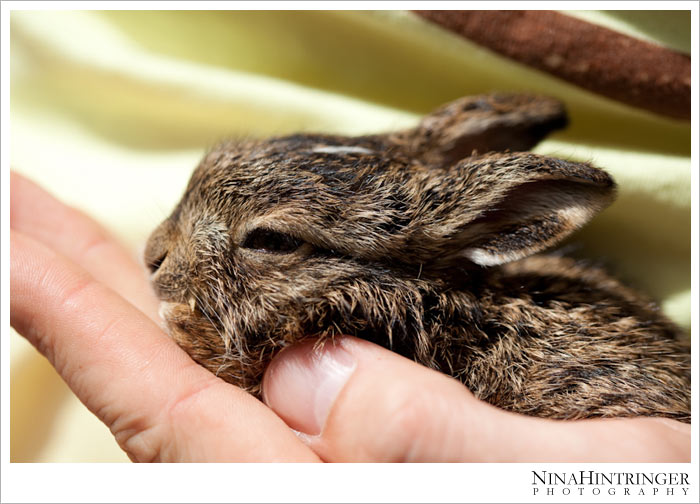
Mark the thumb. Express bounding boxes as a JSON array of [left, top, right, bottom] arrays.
[[261, 336, 514, 462], [261, 336, 690, 462]]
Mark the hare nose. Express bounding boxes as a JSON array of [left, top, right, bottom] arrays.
[[144, 225, 174, 274], [147, 250, 168, 274], [144, 216, 181, 274]]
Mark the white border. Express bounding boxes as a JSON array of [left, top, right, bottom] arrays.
[[3, 0, 700, 12], [2, 1, 697, 503]]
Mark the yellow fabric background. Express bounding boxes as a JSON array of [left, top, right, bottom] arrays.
[[10, 10, 690, 462]]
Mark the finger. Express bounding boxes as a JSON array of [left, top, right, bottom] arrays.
[[10, 171, 159, 322], [11, 230, 319, 462], [262, 336, 690, 462]]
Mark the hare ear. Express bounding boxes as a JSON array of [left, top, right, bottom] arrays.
[[423, 153, 616, 267], [390, 94, 567, 167]]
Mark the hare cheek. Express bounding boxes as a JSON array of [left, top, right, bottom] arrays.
[[158, 300, 206, 344], [191, 217, 229, 256]]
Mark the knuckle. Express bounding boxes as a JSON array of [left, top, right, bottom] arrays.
[[375, 387, 447, 462], [30, 261, 95, 366], [165, 376, 221, 425], [76, 232, 112, 263], [110, 413, 165, 462], [56, 276, 95, 313]]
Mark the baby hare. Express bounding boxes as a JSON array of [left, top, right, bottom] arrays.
[[146, 94, 690, 421]]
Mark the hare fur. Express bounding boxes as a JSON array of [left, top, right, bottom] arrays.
[[145, 94, 690, 422]]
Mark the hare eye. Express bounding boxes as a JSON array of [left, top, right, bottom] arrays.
[[241, 228, 303, 254]]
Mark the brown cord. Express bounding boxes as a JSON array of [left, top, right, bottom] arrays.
[[415, 10, 690, 120]]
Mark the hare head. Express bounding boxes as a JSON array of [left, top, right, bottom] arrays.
[[144, 94, 623, 399]]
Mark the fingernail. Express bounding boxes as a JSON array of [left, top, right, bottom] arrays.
[[262, 339, 356, 436]]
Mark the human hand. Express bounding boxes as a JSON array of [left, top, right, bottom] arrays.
[[10, 171, 318, 462], [10, 172, 690, 462], [263, 337, 690, 462]]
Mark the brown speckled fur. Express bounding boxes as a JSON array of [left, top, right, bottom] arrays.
[[145, 94, 690, 422]]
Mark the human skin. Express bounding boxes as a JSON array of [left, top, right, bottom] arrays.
[[9, 172, 690, 462]]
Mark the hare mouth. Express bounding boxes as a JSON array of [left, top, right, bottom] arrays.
[[158, 296, 198, 319], [158, 301, 170, 319], [157, 300, 192, 325], [158, 301, 177, 326]]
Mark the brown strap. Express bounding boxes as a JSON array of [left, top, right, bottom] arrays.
[[414, 10, 690, 120]]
